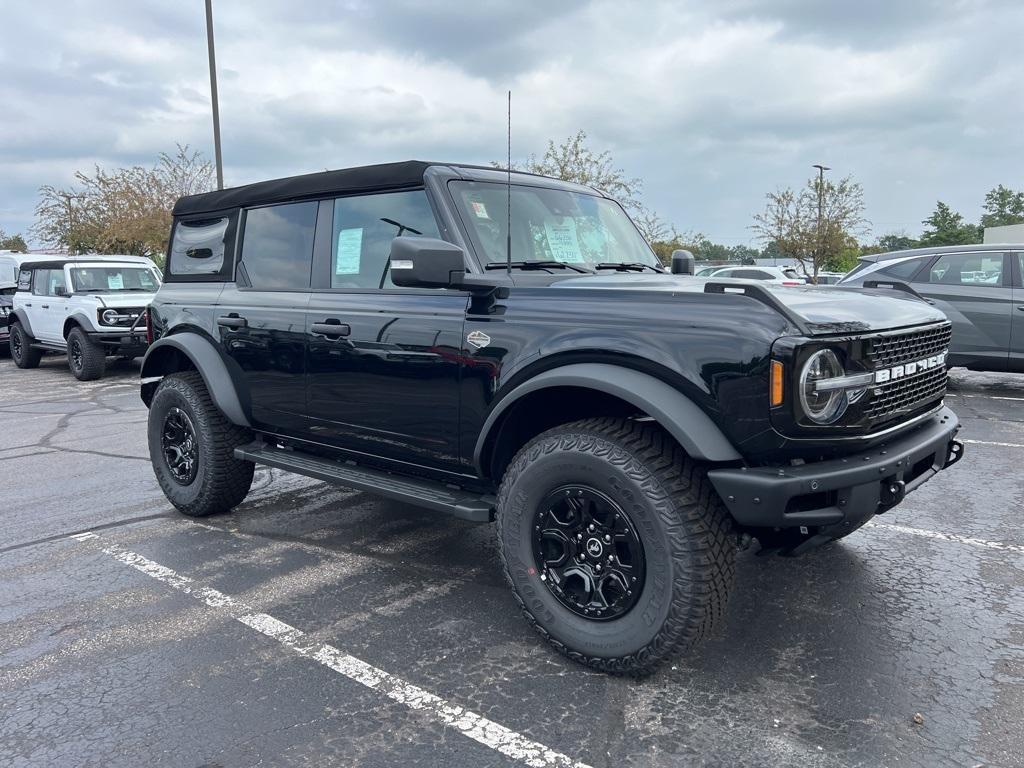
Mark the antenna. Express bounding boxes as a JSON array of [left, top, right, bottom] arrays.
[[506, 90, 512, 276]]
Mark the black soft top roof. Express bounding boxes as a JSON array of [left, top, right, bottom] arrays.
[[174, 160, 439, 217], [172, 160, 602, 217]]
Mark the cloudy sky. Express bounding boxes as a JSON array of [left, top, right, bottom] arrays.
[[2, 0, 1022, 247]]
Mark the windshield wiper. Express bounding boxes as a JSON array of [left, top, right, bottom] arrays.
[[594, 262, 664, 273], [485, 260, 592, 274]]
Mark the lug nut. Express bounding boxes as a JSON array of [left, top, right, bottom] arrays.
[[595, 564, 602, 572], [604, 534, 611, 543], [588, 524, 595, 532]]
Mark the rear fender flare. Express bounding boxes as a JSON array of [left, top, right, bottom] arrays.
[[474, 363, 741, 476], [140, 332, 250, 427]]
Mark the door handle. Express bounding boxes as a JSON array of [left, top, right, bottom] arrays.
[[1018, 306, 1024, 312], [310, 321, 351, 338], [41, 304, 50, 309], [217, 314, 248, 329]]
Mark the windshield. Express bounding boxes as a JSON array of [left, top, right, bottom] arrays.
[[450, 181, 658, 269], [69, 266, 160, 292]]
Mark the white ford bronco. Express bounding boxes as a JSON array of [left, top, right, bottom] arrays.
[[8, 255, 161, 380]]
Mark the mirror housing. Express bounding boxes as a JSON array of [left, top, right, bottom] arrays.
[[389, 237, 467, 289], [670, 249, 695, 275], [55, 285, 68, 297]]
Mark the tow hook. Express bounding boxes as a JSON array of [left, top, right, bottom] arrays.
[[879, 479, 906, 511], [945, 439, 964, 469]]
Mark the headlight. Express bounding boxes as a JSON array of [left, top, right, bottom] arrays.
[[799, 349, 848, 424], [101, 309, 120, 325]]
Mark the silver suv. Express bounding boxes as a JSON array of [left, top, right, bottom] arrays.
[[8, 255, 161, 380], [840, 244, 1024, 373]]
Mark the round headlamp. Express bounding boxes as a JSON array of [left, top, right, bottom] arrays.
[[799, 349, 848, 424], [101, 308, 120, 325]]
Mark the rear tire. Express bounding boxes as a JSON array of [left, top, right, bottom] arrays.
[[497, 417, 736, 675], [148, 371, 255, 517], [9, 322, 42, 369], [67, 327, 106, 381]]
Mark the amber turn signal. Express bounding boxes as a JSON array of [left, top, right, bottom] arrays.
[[770, 360, 784, 406]]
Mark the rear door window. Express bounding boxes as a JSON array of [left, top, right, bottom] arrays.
[[239, 201, 318, 290], [169, 217, 229, 276], [925, 252, 1004, 287]]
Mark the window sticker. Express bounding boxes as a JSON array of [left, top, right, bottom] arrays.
[[471, 201, 490, 219], [107, 273, 124, 290], [336, 228, 364, 275], [543, 218, 584, 263]]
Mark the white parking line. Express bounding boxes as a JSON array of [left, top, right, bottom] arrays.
[[962, 438, 1024, 449], [865, 522, 1024, 555], [68, 531, 593, 768]]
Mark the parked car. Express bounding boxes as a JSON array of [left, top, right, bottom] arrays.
[[141, 161, 962, 674], [839, 244, 1024, 372], [0, 252, 37, 354], [811, 271, 847, 285], [705, 265, 806, 285], [8, 255, 161, 379], [695, 264, 732, 277]]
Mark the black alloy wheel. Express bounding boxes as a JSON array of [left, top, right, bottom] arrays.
[[533, 486, 645, 621], [12, 329, 23, 359], [162, 407, 199, 485], [69, 335, 84, 372]]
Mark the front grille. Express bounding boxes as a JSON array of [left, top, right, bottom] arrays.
[[864, 323, 951, 369], [863, 365, 947, 422], [862, 322, 951, 426]]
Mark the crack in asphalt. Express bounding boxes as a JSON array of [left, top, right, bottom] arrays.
[[0, 512, 175, 555]]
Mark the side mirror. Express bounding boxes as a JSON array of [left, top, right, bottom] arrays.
[[389, 237, 466, 289], [670, 249, 695, 275], [55, 285, 68, 297]]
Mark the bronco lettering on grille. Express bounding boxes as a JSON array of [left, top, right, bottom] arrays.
[[874, 351, 947, 384]]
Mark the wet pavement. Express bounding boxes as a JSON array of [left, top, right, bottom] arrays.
[[1, 352, 1022, 768]]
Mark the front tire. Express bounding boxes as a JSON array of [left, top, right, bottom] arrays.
[[148, 371, 255, 517], [67, 327, 106, 380], [497, 417, 736, 675]]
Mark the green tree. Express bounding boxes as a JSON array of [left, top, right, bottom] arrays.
[[919, 201, 981, 246], [0, 229, 28, 251], [31, 145, 214, 267], [980, 184, 1024, 229], [751, 174, 868, 281]]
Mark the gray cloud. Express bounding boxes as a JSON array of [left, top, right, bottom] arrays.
[[2, 0, 1022, 246]]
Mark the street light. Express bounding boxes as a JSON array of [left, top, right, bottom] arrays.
[[205, 0, 224, 190]]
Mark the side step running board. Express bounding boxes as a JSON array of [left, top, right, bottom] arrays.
[[234, 442, 494, 523]]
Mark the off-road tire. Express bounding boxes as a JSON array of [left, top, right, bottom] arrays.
[[497, 417, 736, 675], [148, 371, 254, 517], [9, 322, 42, 369], [67, 327, 106, 381]]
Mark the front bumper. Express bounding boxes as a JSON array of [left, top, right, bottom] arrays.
[[708, 406, 962, 529], [87, 329, 148, 353]]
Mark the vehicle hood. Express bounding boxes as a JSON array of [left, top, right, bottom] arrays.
[[81, 292, 157, 307], [552, 274, 948, 335]]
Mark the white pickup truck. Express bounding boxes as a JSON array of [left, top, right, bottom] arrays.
[[8, 255, 161, 380]]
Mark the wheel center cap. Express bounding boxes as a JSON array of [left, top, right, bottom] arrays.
[[586, 537, 603, 558]]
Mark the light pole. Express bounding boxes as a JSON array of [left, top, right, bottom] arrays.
[[812, 164, 830, 281], [205, 0, 224, 190]]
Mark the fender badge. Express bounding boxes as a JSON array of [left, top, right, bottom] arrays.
[[466, 330, 491, 349]]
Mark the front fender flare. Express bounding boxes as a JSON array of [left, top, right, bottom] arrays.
[[140, 332, 250, 427], [10, 308, 34, 338], [474, 363, 742, 475]]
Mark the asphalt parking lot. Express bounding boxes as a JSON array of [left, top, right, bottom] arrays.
[[1, 354, 1022, 768]]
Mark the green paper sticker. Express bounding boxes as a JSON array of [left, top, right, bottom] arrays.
[[336, 228, 363, 275], [543, 218, 584, 263]]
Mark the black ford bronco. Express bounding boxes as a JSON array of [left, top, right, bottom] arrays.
[[142, 161, 963, 673]]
